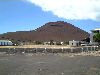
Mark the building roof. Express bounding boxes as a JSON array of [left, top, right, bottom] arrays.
[[92, 28, 100, 31]]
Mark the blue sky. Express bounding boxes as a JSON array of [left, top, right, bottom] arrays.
[[0, 0, 100, 34]]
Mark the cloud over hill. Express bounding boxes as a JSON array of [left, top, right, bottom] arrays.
[[26, 0, 100, 21]]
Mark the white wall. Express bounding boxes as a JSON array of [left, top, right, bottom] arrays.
[[0, 41, 13, 46], [69, 41, 79, 46], [90, 33, 94, 44]]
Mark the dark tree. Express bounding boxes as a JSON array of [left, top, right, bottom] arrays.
[[50, 40, 54, 45], [93, 33, 100, 43]]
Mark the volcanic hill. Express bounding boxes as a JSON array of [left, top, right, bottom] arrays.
[[0, 21, 89, 42]]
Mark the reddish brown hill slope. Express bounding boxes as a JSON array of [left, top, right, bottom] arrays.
[[0, 21, 89, 42]]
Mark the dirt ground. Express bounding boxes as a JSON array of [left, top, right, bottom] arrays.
[[0, 53, 100, 75], [0, 45, 75, 48]]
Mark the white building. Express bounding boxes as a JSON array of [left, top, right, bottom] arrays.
[[90, 28, 100, 44], [0, 40, 13, 46], [69, 40, 80, 46]]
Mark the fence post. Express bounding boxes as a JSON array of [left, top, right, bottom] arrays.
[[94, 46, 95, 51], [91, 47, 92, 51], [71, 48, 73, 53], [81, 48, 83, 52], [87, 47, 89, 52], [36, 48, 37, 53], [62, 48, 63, 53], [45, 48, 47, 53], [97, 46, 99, 50]]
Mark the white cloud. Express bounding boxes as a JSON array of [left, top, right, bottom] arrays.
[[26, 0, 100, 21]]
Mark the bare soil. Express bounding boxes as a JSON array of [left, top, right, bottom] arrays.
[[0, 53, 100, 75]]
